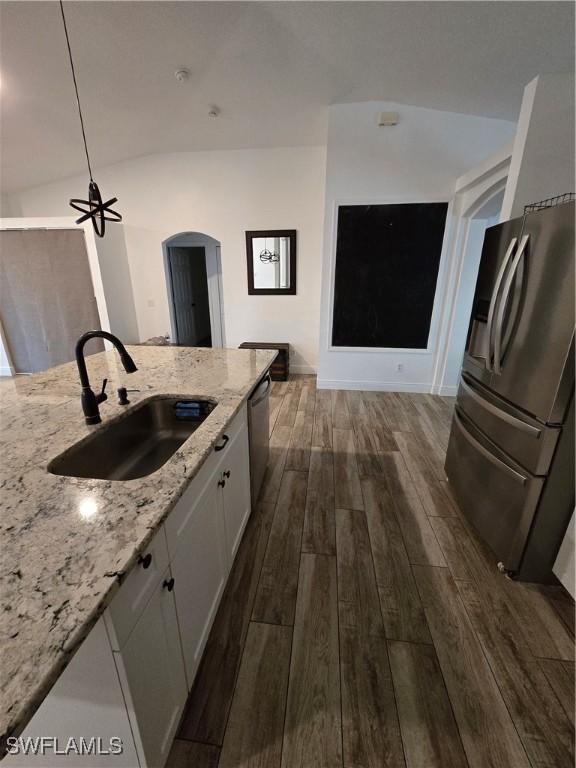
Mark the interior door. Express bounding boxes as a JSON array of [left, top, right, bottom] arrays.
[[0, 229, 103, 373], [489, 201, 575, 424], [168, 247, 198, 345], [463, 217, 523, 387], [167, 247, 212, 346]]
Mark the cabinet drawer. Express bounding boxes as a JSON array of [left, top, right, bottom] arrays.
[[165, 404, 247, 559], [105, 528, 169, 650]]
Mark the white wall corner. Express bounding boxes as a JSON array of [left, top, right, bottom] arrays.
[[501, 72, 575, 221], [500, 76, 539, 221]]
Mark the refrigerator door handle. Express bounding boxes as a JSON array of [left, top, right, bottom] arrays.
[[460, 377, 542, 438], [485, 237, 518, 371], [453, 411, 528, 485], [493, 234, 529, 375]]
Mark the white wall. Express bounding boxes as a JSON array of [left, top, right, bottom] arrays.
[[94, 224, 139, 344], [317, 101, 516, 389], [501, 73, 575, 220], [0, 195, 17, 218], [9, 146, 326, 372], [0, 330, 12, 376], [554, 511, 575, 598]]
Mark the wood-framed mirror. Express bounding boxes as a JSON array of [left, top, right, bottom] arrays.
[[246, 230, 297, 295]]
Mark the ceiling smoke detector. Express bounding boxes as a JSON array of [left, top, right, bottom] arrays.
[[377, 111, 399, 127], [174, 69, 190, 83]]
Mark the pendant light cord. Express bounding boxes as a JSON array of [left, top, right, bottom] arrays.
[[59, 0, 93, 181]]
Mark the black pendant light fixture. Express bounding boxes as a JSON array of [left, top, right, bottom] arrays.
[[59, 0, 121, 238], [259, 237, 280, 263]]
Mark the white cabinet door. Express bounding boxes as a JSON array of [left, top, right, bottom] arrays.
[[170, 471, 228, 687], [114, 569, 187, 768], [219, 420, 252, 563], [3, 618, 139, 767]]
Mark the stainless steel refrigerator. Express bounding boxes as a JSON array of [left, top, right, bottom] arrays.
[[445, 199, 574, 582]]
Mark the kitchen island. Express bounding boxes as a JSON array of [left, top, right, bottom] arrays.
[[0, 345, 275, 760]]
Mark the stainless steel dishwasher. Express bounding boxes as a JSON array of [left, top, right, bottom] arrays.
[[248, 372, 271, 502]]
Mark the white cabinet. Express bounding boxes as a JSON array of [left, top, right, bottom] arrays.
[[11, 403, 253, 768], [170, 466, 228, 686], [218, 416, 252, 562], [3, 618, 139, 767], [112, 568, 187, 768], [106, 531, 169, 650], [166, 404, 251, 687], [109, 404, 252, 762]]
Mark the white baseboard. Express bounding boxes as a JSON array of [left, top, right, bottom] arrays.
[[291, 364, 317, 375], [0, 366, 13, 377], [437, 385, 458, 396], [316, 378, 432, 393]]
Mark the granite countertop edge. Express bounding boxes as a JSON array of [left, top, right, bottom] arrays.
[[0, 345, 276, 747]]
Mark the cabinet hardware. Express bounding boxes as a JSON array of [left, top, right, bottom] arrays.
[[218, 479, 226, 488], [223, 470, 231, 478], [214, 434, 229, 452], [162, 577, 175, 592], [137, 553, 152, 569]]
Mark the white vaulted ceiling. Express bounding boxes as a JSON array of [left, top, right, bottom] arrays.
[[0, 1, 573, 192]]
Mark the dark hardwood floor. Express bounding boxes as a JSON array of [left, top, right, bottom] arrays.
[[169, 375, 575, 768]]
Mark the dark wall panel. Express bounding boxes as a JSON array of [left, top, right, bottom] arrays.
[[332, 202, 448, 349]]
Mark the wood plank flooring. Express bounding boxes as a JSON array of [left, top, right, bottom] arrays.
[[169, 376, 575, 768]]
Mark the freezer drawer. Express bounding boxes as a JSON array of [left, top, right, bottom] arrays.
[[445, 408, 544, 572], [457, 374, 561, 475]]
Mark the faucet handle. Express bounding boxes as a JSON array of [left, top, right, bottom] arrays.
[[96, 378, 108, 404]]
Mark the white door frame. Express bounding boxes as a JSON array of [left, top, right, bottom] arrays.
[[430, 144, 513, 394], [161, 232, 225, 348], [0, 216, 112, 370]]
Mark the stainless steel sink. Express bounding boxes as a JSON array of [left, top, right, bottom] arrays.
[[48, 397, 216, 481]]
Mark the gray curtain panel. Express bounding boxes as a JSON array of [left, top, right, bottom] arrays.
[[0, 229, 103, 373]]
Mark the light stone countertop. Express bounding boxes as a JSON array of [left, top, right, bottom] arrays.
[[0, 345, 276, 748]]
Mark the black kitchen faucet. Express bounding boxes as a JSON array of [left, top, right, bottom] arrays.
[[75, 331, 137, 424]]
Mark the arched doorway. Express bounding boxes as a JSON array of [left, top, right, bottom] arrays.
[[437, 187, 505, 391], [162, 232, 225, 348], [432, 148, 511, 394]]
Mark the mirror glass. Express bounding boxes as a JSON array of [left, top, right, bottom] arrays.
[[252, 236, 290, 289], [246, 230, 296, 295]]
